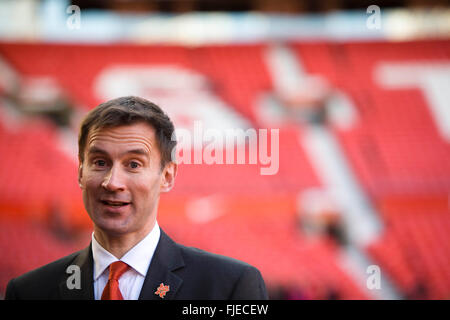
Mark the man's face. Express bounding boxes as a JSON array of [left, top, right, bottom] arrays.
[[78, 122, 176, 237]]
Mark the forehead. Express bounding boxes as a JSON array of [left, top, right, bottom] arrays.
[[86, 123, 159, 156]]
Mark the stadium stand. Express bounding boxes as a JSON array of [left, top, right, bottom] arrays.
[[368, 195, 450, 299], [291, 40, 450, 299]]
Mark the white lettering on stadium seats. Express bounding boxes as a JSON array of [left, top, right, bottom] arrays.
[[375, 62, 450, 141], [94, 65, 279, 175]]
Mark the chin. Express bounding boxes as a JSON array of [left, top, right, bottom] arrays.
[[93, 215, 134, 236]]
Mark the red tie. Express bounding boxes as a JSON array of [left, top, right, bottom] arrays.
[[101, 261, 130, 300]]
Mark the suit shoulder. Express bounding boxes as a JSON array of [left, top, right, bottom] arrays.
[[6, 250, 82, 299], [173, 243, 268, 299], [177, 244, 258, 275], [15, 250, 81, 282]]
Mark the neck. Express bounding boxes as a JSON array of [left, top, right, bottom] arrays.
[[93, 220, 156, 259]]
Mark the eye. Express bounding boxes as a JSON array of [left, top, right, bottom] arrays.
[[94, 159, 107, 167], [129, 161, 140, 169]]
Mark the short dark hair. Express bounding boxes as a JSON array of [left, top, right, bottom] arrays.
[[78, 96, 176, 169]]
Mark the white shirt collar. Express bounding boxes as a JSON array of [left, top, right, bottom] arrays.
[[91, 221, 161, 280]]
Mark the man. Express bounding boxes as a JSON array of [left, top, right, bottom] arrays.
[[5, 96, 268, 300]]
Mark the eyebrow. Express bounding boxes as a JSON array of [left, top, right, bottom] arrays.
[[87, 146, 149, 158]]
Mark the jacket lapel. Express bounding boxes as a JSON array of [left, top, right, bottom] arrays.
[[58, 244, 95, 300], [139, 229, 185, 300], [57, 229, 184, 300]]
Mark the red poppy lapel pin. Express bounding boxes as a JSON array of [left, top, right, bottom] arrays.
[[155, 283, 170, 298]]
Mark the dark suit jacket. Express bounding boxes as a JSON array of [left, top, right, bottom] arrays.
[[5, 229, 268, 300]]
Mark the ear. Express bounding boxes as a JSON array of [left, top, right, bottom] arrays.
[[78, 163, 84, 189], [160, 162, 177, 193]]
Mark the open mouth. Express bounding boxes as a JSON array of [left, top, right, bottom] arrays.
[[100, 200, 131, 207]]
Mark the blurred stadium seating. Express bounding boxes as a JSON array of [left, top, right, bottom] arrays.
[[0, 1, 449, 300]]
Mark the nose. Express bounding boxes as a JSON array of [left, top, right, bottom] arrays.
[[101, 165, 126, 192]]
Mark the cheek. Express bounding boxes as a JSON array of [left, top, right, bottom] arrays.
[[81, 172, 102, 194], [132, 176, 161, 205]]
